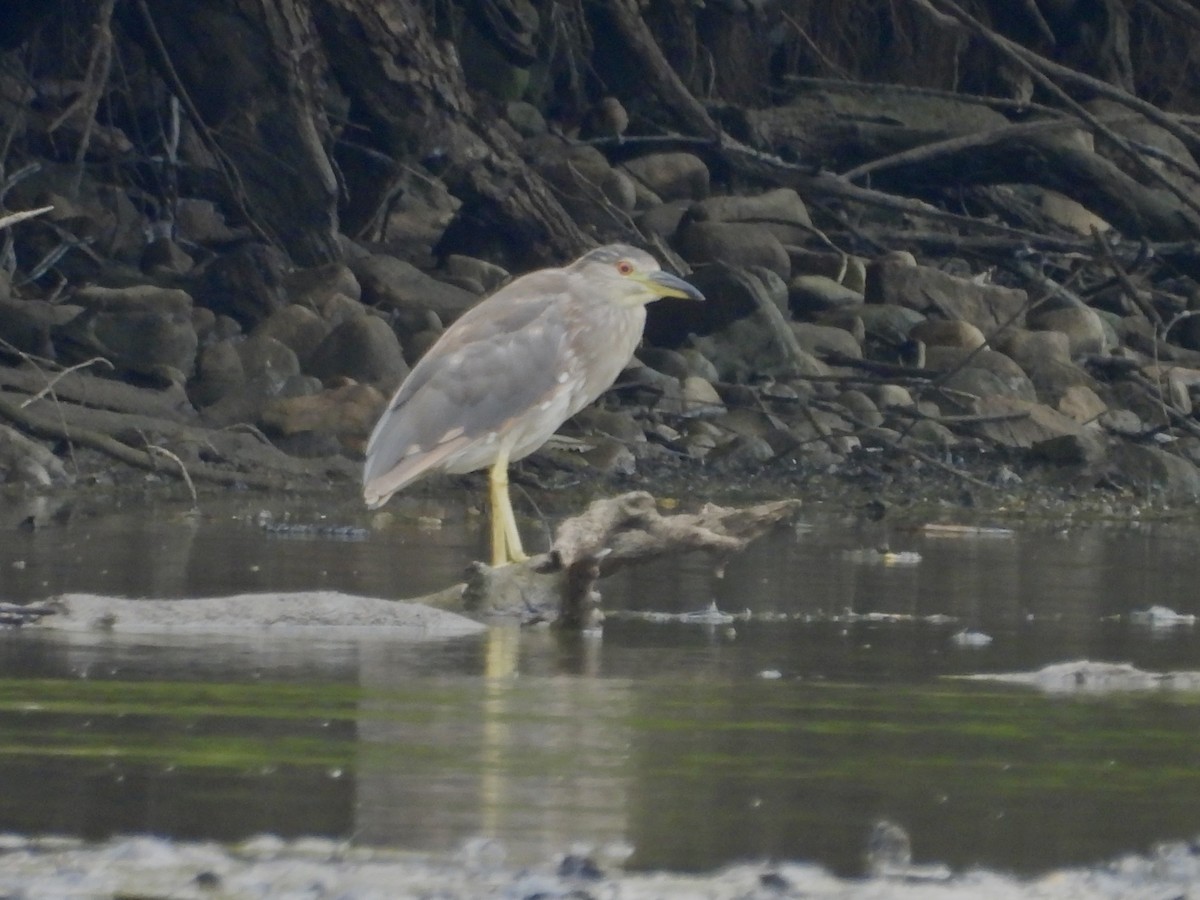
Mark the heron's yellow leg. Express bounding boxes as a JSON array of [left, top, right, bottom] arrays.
[[501, 494, 528, 564], [488, 456, 528, 566]]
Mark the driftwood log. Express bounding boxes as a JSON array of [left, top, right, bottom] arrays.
[[441, 491, 802, 629]]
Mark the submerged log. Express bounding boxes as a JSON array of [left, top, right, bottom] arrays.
[[453, 491, 802, 628]]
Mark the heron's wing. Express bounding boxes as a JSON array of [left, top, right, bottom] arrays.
[[363, 272, 572, 505]]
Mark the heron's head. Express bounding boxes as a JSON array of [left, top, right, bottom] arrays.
[[570, 244, 705, 308]]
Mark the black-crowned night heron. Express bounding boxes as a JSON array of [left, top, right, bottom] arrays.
[[363, 243, 704, 567]]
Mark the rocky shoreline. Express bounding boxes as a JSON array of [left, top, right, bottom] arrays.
[[5, 3, 1200, 517], [6, 219, 1200, 515]]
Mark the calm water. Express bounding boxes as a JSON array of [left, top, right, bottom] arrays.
[[2, 488, 1200, 877]]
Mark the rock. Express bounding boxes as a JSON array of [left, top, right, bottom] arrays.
[[994, 328, 1072, 367], [505, 101, 546, 137], [254, 305, 331, 369], [836, 390, 883, 427], [842, 257, 868, 294], [402, 329, 442, 368], [879, 250, 917, 267], [306, 315, 409, 387], [678, 349, 720, 383], [188, 339, 244, 408], [906, 419, 958, 447], [691, 187, 811, 232], [859, 426, 905, 449], [638, 347, 693, 380], [621, 363, 686, 415], [871, 384, 915, 410], [444, 255, 510, 294], [236, 333, 301, 382], [188, 306, 213, 341], [650, 266, 818, 382], [925, 346, 1037, 402], [715, 407, 784, 443], [787, 248, 864, 284], [579, 95, 629, 140], [1022, 356, 1104, 407], [1030, 430, 1109, 465], [867, 259, 1027, 333], [1098, 407, 1145, 437], [1110, 443, 1200, 500], [679, 429, 718, 460], [261, 382, 386, 453], [637, 200, 691, 241], [791, 322, 862, 359], [1039, 189, 1112, 235], [350, 253, 478, 330], [910, 319, 986, 350], [192, 243, 291, 329], [581, 438, 637, 475], [570, 407, 645, 446], [55, 284, 197, 383], [312, 292, 370, 328], [283, 263, 362, 307], [621, 153, 710, 201], [206, 314, 242, 343], [680, 375, 725, 416], [200, 373, 322, 429], [1057, 384, 1108, 423], [1102, 380, 1173, 430], [1093, 309, 1122, 352], [1028, 306, 1110, 356], [140, 237, 194, 275], [858, 304, 926, 355], [815, 310, 866, 344], [994, 328, 1101, 406], [674, 220, 791, 279], [625, 175, 664, 212], [175, 198, 252, 245], [691, 323, 829, 382], [963, 396, 1083, 448], [788, 274, 864, 316], [530, 140, 636, 224], [708, 433, 777, 466], [604, 169, 639, 213], [1145, 364, 1200, 415]]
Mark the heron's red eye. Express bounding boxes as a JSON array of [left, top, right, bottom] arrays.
[[616, 260, 634, 275]]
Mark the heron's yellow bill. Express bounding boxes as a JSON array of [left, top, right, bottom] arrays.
[[637, 270, 705, 302]]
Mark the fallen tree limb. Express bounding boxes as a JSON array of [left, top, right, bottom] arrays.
[[0, 390, 349, 491], [440, 491, 801, 628]]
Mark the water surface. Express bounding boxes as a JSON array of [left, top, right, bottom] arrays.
[[2, 489, 1199, 876]]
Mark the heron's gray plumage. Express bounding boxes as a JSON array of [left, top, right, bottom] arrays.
[[363, 285, 570, 503], [362, 244, 704, 533]]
